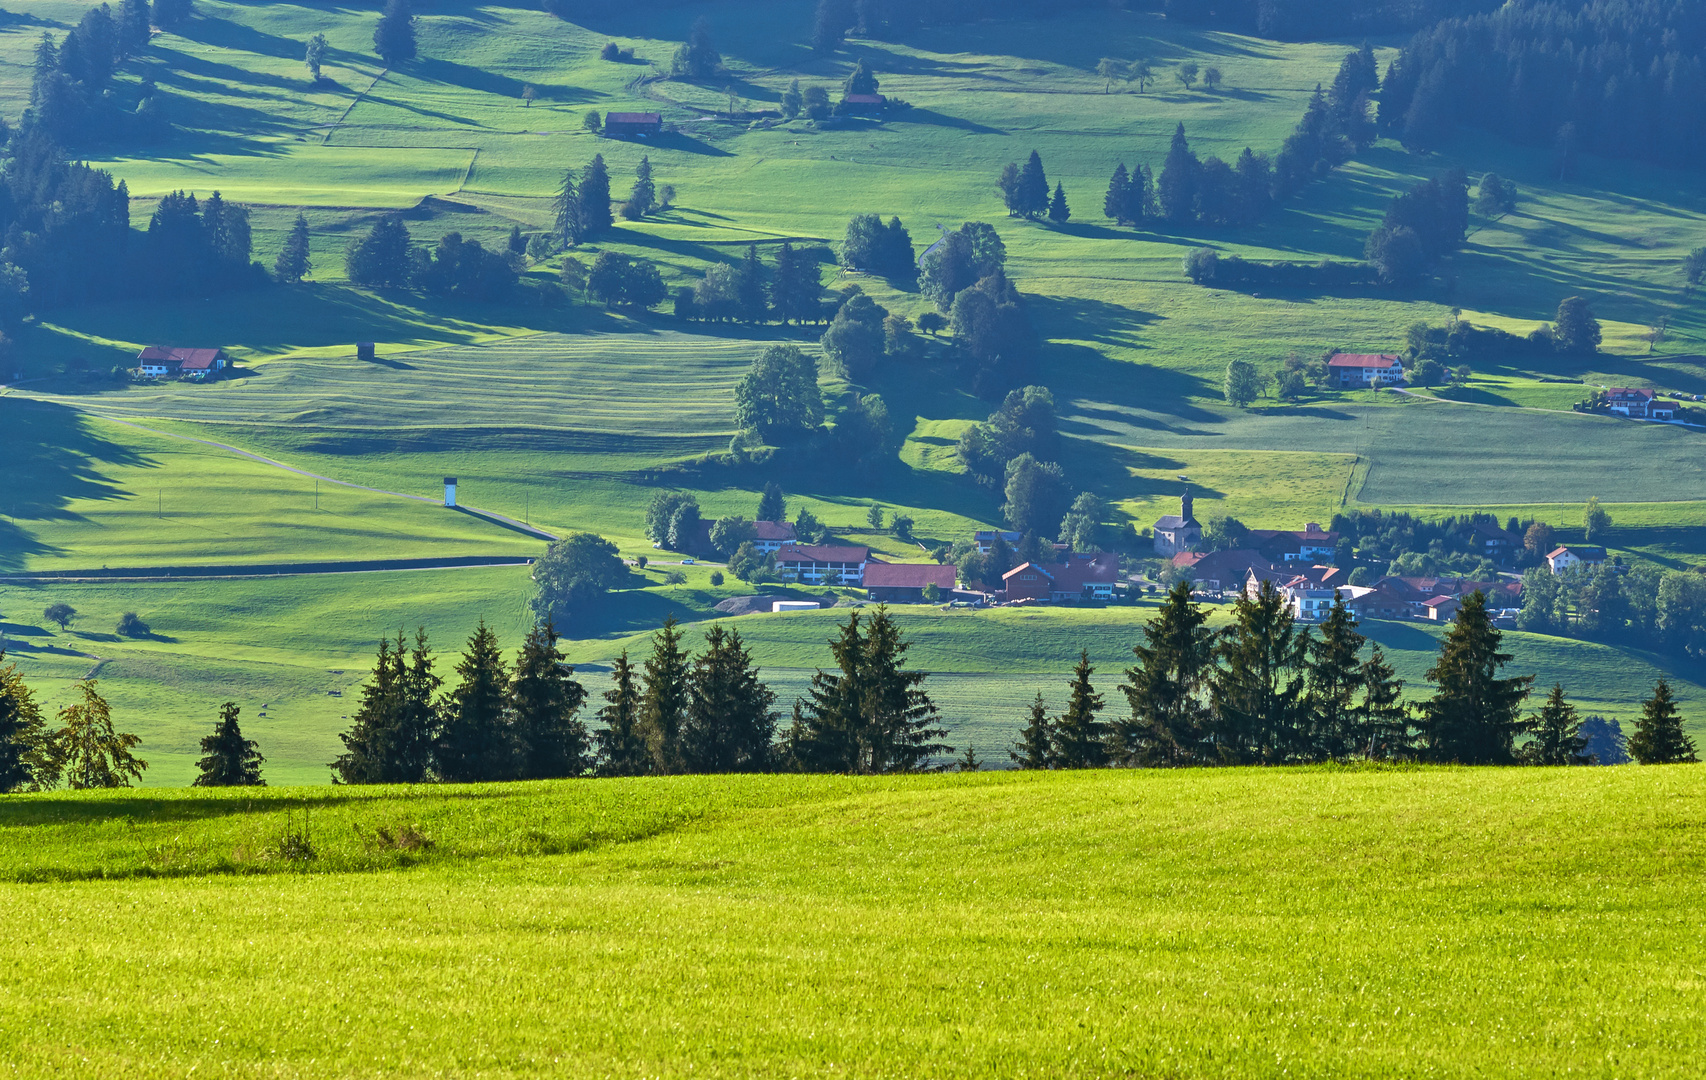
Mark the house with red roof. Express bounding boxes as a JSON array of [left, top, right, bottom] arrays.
[[775, 544, 870, 586], [137, 346, 227, 379], [1327, 352, 1404, 388], [1002, 553, 1119, 603], [864, 562, 957, 604]]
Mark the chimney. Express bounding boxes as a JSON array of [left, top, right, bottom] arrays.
[[444, 477, 457, 508]]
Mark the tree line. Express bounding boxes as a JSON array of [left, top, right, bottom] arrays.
[[0, 658, 266, 792], [1012, 582, 1698, 769], [1163, 0, 1500, 42], [330, 607, 949, 782], [1380, 0, 1706, 170]]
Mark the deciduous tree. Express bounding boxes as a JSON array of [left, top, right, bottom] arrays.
[[530, 532, 627, 627], [57, 680, 145, 789]]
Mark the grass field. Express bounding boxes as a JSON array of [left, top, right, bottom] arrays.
[[1, 766, 1703, 1074]]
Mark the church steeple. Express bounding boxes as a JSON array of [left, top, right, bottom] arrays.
[[1181, 487, 1195, 524]]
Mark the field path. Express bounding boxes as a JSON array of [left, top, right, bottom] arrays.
[[5, 397, 558, 542]]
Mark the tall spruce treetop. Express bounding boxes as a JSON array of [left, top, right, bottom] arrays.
[[1417, 591, 1532, 764], [1304, 594, 1366, 759], [1158, 122, 1200, 223], [1104, 163, 1131, 224], [580, 154, 614, 236], [1011, 692, 1053, 769], [627, 155, 656, 219], [682, 625, 776, 772], [274, 212, 312, 284], [670, 17, 720, 80], [0, 656, 50, 793], [594, 650, 651, 776], [638, 617, 692, 774], [510, 621, 589, 779], [552, 168, 582, 247], [436, 620, 513, 783], [1114, 582, 1216, 765], [193, 702, 266, 786], [1358, 643, 1410, 758], [757, 481, 786, 523], [373, 0, 416, 66], [1017, 150, 1049, 219], [1522, 683, 1592, 766], [332, 629, 439, 784], [1628, 678, 1698, 765], [736, 243, 768, 323], [1211, 580, 1307, 763], [1052, 650, 1107, 768], [791, 608, 949, 773]]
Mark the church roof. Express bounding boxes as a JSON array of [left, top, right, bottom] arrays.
[[1153, 514, 1198, 531]]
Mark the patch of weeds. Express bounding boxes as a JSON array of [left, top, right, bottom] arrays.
[[269, 806, 317, 863], [355, 820, 435, 853]]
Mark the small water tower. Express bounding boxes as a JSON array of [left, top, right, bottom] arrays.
[[443, 477, 457, 508]]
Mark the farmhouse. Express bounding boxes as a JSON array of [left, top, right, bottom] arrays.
[[864, 562, 957, 603], [1420, 595, 1461, 621], [1470, 521, 1522, 560], [1339, 584, 1412, 620], [137, 346, 228, 378], [1151, 491, 1202, 557], [1250, 523, 1338, 563], [1002, 553, 1119, 603], [688, 518, 797, 558], [1290, 585, 1338, 623], [604, 112, 662, 136], [1327, 352, 1404, 388], [974, 530, 1023, 554], [1605, 388, 1654, 417], [840, 93, 885, 114], [775, 544, 869, 586], [1547, 545, 1607, 574], [1172, 548, 1278, 596]]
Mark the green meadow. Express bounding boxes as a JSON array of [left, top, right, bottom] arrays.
[[1, 766, 1704, 1075], [1, 0, 1704, 783]]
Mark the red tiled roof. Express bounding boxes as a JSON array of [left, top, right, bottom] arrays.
[[1327, 353, 1401, 368], [864, 562, 956, 589], [1607, 388, 1654, 401], [137, 346, 223, 365], [776, 544, 869, 563]]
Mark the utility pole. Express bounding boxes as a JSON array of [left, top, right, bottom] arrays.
[[158, 490, 162, 519], [315, 480, 320, 510]]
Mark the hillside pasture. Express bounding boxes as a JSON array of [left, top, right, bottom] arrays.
[[0, 767, 1703, 1075]]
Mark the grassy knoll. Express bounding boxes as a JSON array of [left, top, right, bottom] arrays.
[[5, 570, 1700, 784], [1, 767, 1703, 1075]]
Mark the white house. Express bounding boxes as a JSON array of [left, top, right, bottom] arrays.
[[1327, 353, 1405, 388], [1546, 545, 1607, 575], [775, 544, 870, 586]]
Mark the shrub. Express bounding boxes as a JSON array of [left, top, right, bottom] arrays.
[[710, 571, 725, 586], [115, 612, 150, 637]]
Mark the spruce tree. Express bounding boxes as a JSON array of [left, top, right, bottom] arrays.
[[332, 629, 438, 783], [56, 681, 146, 789], [1158, 122, 1200, 223], [1112, 582, 1215, 765], [1047, 182, 1070, 223], [1017, 150, 1049, 218], [793, 608, 949, 773], [0, 655, 50, 793], [627, 155, 656, 219], [1628, 679, 1698, 765], [781, 78, 804, 119], [193, 702, 265, 786], [998, 162, 1021, 216], [510, 621, 589, 779], [682, 625, 776, 772], [1052, 650, 1107, 768], [736, 243, 768, 323], [1304, 594, 1365, 760], [1104, 163, 1131, 224], [1522, 683, 1592, 766], [1010, 692, 1053, 769], [119, 0, 151, 57], [1416, 591, 1532, 764], [637, 616, 692, 773], [1357, 644, 1410, 758], [757, 481, 786, 523], [373, 0, 416, 66], [594, 651, 651, 776], [579, 154, 614, 237], [552, 168, 582, 247], [436, 620, 513, 783], [274, 212, 312, 284], [1211, 581, 1306, 763]]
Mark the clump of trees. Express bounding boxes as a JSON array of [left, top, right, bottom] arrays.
[[0, 666, 148, 792], [919, 221, 1036, 396], [1379, 0, 1706, 169], [840, 214, 915, 279], [373, 0, 417, 67], [676, 243, 829, 325], [670, 18, 721, 80], [345, 217, 521, 301], [330, 606, 949, 781]]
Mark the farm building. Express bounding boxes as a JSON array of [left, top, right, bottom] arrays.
[[1327, 353, 1405, 388], [1605, 388, 1677, 420], [1002, 553, 1119, 603], [974, 530, 1023, 554], [1151, 491, 1202, 557], [1173, 548, 1278, 596], [605, 112, 662, 136], [1547, 545, 1607, 574], [687, 519, 797, 559], [1420, 595, 1461, 621], [840, 93, 885, 114], [137, 346, 228, 378], [864, 562, 957, 603], [1249, 523, 1338, 563], [775, 544, 870, 586]]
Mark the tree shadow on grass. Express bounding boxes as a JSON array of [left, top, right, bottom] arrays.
[[890, 107, 1006, 136], [0, 400, 153, 572]]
